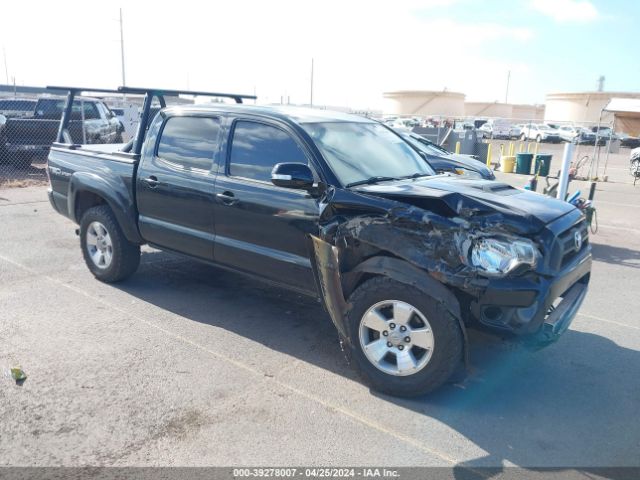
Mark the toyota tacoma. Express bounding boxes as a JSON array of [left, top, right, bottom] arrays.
[[46, 86, 591, 397]]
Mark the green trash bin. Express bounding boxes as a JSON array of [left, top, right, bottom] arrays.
[[515, 153, 534, 175], [534, 154, 552, 177]]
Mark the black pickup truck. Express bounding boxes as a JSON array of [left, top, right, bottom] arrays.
[[0, 96, 123, 164], [47, 86, 591, 396]]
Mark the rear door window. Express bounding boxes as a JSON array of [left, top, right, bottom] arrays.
[[156, 116, 220, 172], [228, 121, 307, 182]]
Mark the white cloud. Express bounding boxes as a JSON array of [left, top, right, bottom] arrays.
[[0, 0, 540, 108], [530, 0, 599, 22]]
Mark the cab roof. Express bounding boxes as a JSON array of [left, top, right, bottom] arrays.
[[165, 104, 375, 125]]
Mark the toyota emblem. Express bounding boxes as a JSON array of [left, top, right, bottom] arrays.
[[574, 231, 583, 251]]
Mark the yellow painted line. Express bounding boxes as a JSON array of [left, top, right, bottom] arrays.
[[577, 312, 640, 331], [0, 253, 476, 469], [597, 224, 640, 234], [595, 200, 640, 208]]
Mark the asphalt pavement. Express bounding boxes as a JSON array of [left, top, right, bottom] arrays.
[[1, 147, 639, 468]]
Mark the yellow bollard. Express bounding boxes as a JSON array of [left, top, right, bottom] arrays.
[[500, 144, 505, 158], [455, 141, 461, 154], [508, 142, 513, 156], [486, 143, 492, 167], [519, 142, 524, 153], [527, 142, 532, 153]]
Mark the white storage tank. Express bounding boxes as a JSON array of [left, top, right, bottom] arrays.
[[382, 90, 465, 117], [544, 91, 640, 124], [511, 104, 545, 122], [464, 102, 513, 119]]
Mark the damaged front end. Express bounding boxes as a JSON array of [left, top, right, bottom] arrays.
[[308, 181, 591, 350]]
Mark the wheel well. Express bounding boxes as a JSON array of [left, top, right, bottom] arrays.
[[75, 191, 106, 222]]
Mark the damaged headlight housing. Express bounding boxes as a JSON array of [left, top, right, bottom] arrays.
[[470, 237, 539, 276]]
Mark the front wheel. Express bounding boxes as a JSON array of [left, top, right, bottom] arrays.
[[80, 205, 140, 283], [536, 135, 542, 143], [345, 277, 463, 397], [520, 133, 526, 141]]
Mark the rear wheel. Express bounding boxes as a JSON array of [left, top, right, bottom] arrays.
[[345, 277, 463, 397], [520, 133, 526, 141], [80, 205, 140, 282], [536, 134, 542, 143]]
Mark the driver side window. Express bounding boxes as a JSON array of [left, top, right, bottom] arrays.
[[228, 121, 308, 183]]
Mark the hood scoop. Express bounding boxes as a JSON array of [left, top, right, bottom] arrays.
[[467, 182, 519, 196]]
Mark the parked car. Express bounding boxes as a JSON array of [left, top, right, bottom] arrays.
[[47, 88, 591, 397], [0, 96, 124, 164], [557, 125, 601, 145], [617, 132, 640, 149], [520, 123, 562, 143], [0, 98, 37, 118], [478, 119, 512, 139], [508, 124, 522, 139], [109, 104, 139, 142], [399, 131, 495, 180]]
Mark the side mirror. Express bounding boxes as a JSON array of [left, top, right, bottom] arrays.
[[271, 162, 314, 190]]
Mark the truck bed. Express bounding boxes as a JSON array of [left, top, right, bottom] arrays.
[[47, 145, 140, 242]]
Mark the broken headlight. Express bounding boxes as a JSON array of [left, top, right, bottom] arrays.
[[470, 237, 539, 276]]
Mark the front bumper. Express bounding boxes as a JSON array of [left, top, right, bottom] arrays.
[[470, 249, 591, 342]]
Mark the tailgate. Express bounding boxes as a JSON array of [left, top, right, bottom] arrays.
[[5, 118, 59, 146]]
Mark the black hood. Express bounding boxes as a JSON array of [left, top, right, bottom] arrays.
[[352, 176, 576, 234]]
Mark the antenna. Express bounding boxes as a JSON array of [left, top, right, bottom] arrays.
[[310, 58, 314, 107], [597, 75, 605, 92], [119, 8, 126, 98], [505, 70, 511, 104]]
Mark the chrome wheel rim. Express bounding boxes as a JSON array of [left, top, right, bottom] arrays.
[[85, 221, 113, 269], [358, 300, 434, 377]]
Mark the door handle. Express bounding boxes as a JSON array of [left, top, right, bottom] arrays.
[[142, 176, 159, 187], [216, 191, 237, 205]]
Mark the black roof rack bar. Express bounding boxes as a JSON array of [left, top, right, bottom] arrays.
[[47, 86, 124, 95], [49, 85, 258, 152], [115, 86, 257, 103]]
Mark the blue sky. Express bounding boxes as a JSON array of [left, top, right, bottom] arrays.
[[413, 0, 638, 102], [0, 0, 636, 109]]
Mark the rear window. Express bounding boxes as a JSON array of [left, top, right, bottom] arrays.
[[35, 99, 100, 120], [156, 116, 220, 171], [0, 100, 35, 111]]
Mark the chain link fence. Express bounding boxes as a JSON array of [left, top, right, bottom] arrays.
[[0, 94, 194, 187]]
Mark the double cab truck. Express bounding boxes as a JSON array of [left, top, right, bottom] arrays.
[[47, 86, 591, 396], [0, 95, 123, 164]]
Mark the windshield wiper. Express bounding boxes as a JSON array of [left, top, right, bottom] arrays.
[[345, 176, 399, 188], [400, 172, 432, 180]]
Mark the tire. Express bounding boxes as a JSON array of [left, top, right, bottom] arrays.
[[536, 135, 542, 143], [520, 133, 526, 141], [79, 205, 140, 283], [345, 276, 463, 397]]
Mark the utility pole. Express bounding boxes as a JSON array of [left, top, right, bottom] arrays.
[[504, 70, 511, 104], [3, 47, 9, 86], [310, 58, 314, 107], [119, 8, 126, 94]]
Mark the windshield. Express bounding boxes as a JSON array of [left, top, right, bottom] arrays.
[[302, 122, 435, 186], [404, 134, 449, 156]]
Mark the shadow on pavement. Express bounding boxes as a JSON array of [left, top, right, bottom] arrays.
[[591, 241, 640, 270], [115, 250, 640, 470]]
